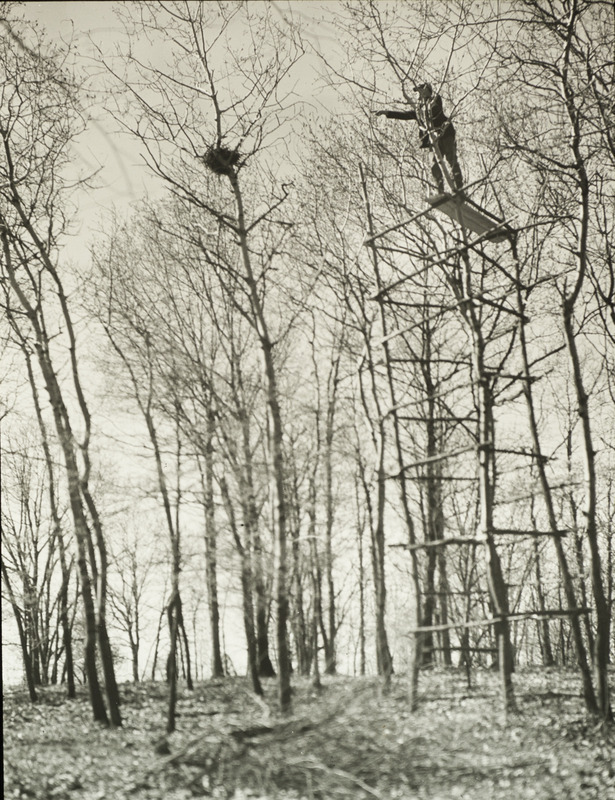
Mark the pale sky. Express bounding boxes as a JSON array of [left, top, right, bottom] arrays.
[[17, 1, 344, 265], [18, 3, 152, 263]]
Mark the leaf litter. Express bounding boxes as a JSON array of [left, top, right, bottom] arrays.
[[4, 669, 614, 800]]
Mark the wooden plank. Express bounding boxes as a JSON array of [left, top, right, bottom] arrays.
[[428, 193, 513, 243], [407, 607, 590, 635], [491, 528, 568, 537], [410, 475, 478, 482], [430, 646, 498, 653], [430, 191, 505, 221], [393, 445, 475, 472], [402, 537, 481, 551], [363, 205, 436, 244], [494, 481, 581, 506]]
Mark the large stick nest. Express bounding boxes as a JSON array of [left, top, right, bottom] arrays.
[[203, 145, 240, 176]]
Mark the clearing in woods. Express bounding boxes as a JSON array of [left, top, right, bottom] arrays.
[[3, 670, 614, 800]]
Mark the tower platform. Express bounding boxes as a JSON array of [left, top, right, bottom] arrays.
[[428, 193, 513, 243]]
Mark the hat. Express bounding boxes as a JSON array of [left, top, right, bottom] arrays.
[[413, 82, 433, 95]]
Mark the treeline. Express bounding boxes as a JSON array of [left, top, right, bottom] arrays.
[[1, 1, 613, 727]]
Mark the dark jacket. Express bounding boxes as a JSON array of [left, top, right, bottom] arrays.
[[383, 95, 454, 148]]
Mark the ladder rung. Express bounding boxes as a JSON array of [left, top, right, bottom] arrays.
[[394, 446, 475, 473], [396, 537, 481, 551], [397, 416, 477, 422], [410, 475, 478, 482], [430, 646, 498, 653], [407, 608, 590, 635], [491, 528, 568, 537]]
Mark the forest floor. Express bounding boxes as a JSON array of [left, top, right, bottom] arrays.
[[4, 669, 615, 800]]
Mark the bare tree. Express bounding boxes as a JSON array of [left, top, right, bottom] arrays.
[[108, 528, 155, 683], [103, 1, 307, 711], [0, 18, 120, 725], [1, 428, 76, 696], [86, 258, 191, 731], [488, 0, 613, 721]]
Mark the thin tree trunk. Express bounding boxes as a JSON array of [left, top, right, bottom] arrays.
[[359, 437, 394, 685], [166, 591, 180, 733], [355, 474, 367, 677], [307, 481, 323, 688], [310, 537, 323, 691], [228, 170, 290, 711], [437, 545, 452, 666], [360, 164, 421, 701], [151, 603, 165, 681], [419, 330, 444, 667], [457, 238, 515, 714], [220, 475, 263, 696], [290, 482, 309, 675], [566, 432, 595, 651], [199, 407, 224, 678], [59, 446, 109, 723], [533, 537, 555, 667], [1, 235, 110, 723], [177, 598, 193, 690], [563, 305, 612, 721], [234, 381, 276, 679], [129, 632, 140, 683], [308, 474, 328, 678], [323, 397, 337, 675], [511, 238, 597, 711], [1, 562, 38, 702]]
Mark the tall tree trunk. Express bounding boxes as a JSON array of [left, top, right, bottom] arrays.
[[512, 238, 597, 711], [308, 474, 328, 678], [166, 590, 180, 733], [362, 439, 394, 685], [419, 341, 445, 667], [557, 18, 612, 719], [290, 490, 309, 676], [355, 475, 367, 677], [200, 406, 224, 678], [458, 239, 515, 714], [55, 430, 109, 723], [563, 305, 612, 721], [229, 170, 291, 711], [309, 537, 323, 691], [566, 431, 595, 651], [2, 237, 113, 724], [139, 395, 184, 728], [254, 537, 276, 678], [220, 475, 263, 696], [85, 504, 122, 726], [323, 404, 337, 675], [360, 164, 420, 700], [308, 478, 323, 686], [235, 391, 276, 679], [479, 380, 516, 712]]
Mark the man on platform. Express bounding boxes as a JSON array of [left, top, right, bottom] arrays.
[[375, 83, 464, 195]]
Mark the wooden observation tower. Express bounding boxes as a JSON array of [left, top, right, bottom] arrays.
[[360, 122, 592, 715]]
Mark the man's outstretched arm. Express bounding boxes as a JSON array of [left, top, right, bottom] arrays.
[[374, 109, 418, 120]]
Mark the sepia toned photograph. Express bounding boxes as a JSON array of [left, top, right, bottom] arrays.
[[2, 2, 614, 798]]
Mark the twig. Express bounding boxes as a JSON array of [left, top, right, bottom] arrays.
[[285, 754, 383, 799]]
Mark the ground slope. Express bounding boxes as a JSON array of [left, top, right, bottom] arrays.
[[4, 670, 614, 799]]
